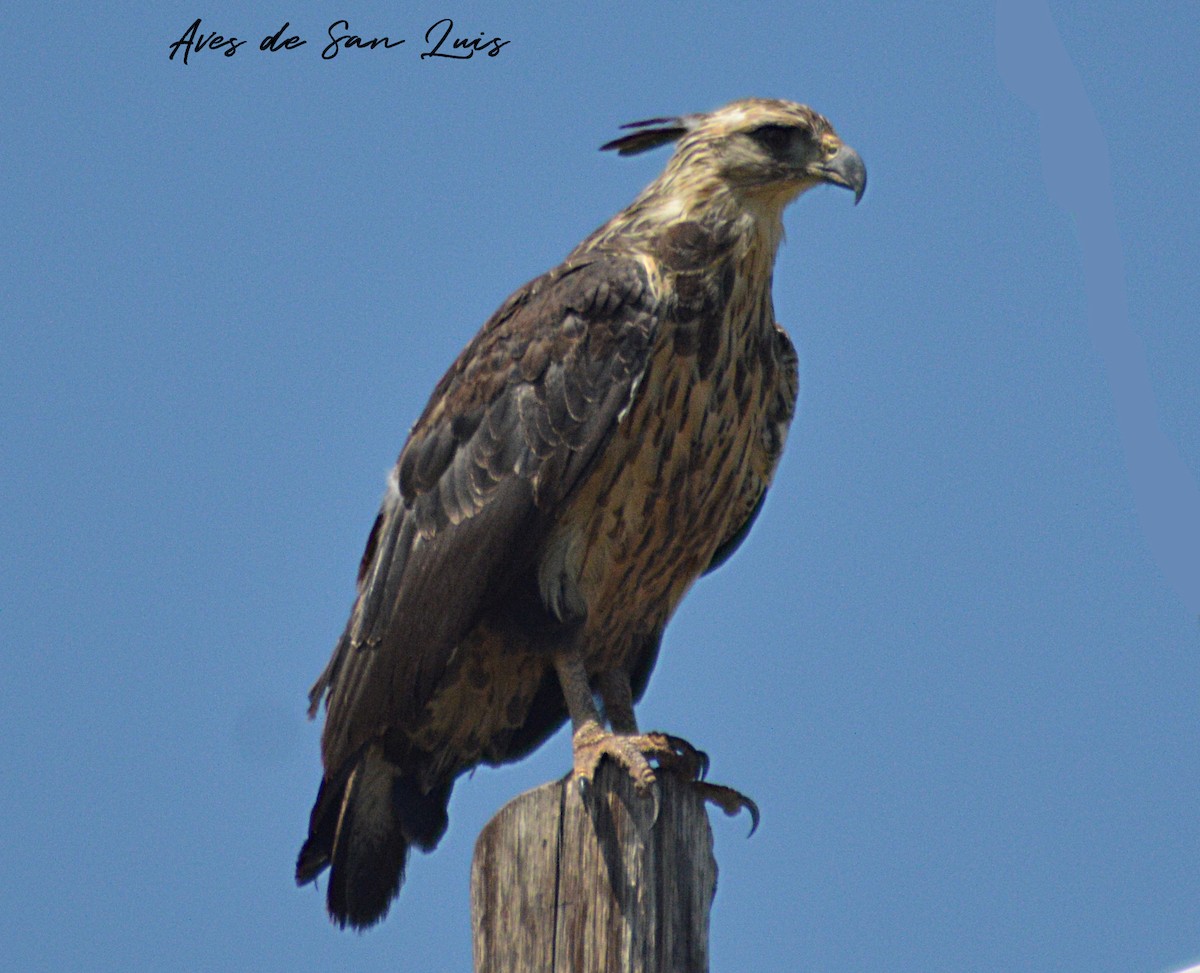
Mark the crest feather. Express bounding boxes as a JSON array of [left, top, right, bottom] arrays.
[[600, 116, 690, 156]]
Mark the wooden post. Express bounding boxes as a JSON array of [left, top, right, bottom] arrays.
[[471, 761, 718, 973]]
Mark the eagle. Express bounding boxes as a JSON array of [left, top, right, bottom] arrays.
[[297, 97, 866, 929]]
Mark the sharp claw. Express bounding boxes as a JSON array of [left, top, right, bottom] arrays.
[[654, 734, 709, 780], [692, 781, 760, 836], [744, 796, 761, 838], [572, 727, 734, 831]]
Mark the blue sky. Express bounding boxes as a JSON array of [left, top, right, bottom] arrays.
[[3, 2, 1198, 971]]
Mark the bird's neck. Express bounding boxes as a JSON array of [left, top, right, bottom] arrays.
[[581, 175, 791, 269]]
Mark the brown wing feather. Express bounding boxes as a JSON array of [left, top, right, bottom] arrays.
[[309, 252, 660, 773]]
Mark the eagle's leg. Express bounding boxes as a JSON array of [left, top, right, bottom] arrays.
[[595, 669, 638, 733], [597, 668, 760, 835], [552, 649, 676, 798]]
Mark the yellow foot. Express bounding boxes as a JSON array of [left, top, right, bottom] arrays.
[[570, 723, 758, 834], [571, 720, 678, 797]]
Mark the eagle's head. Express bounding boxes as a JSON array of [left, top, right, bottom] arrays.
[[603, 97, 866, 217]]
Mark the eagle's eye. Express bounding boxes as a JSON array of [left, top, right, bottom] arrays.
[[748, 123, 796, 155]]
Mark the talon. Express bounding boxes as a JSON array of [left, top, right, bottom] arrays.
[[693, 781, 760, 836], [645, 732, 709, 781], [570, 720, 666, 802], [568, 722, 754, 835], [744, 798, 760, 837]]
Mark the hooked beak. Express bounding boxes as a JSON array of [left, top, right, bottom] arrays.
[[815, 144, 867, 204]]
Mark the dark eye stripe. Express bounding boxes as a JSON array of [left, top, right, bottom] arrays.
[[749, 124, 795, 153]]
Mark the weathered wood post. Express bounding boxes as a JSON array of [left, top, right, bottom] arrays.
[[471, 761, 718, 973]]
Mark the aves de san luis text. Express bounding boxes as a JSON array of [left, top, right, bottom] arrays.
[[168, 17, 509, 63]]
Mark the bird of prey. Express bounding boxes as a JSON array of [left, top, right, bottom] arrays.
[[297, 97, 866, 929]]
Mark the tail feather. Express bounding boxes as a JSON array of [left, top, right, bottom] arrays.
[[296, 746, 452, 930]]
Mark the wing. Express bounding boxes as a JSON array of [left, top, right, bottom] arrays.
[[310, 252, 660, 773], [704, 322, 799, 574]]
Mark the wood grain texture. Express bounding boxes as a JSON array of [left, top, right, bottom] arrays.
[[471, 763, 717, 973]]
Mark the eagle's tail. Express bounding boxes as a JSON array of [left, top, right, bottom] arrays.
[[295, 744, 451, 930]]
